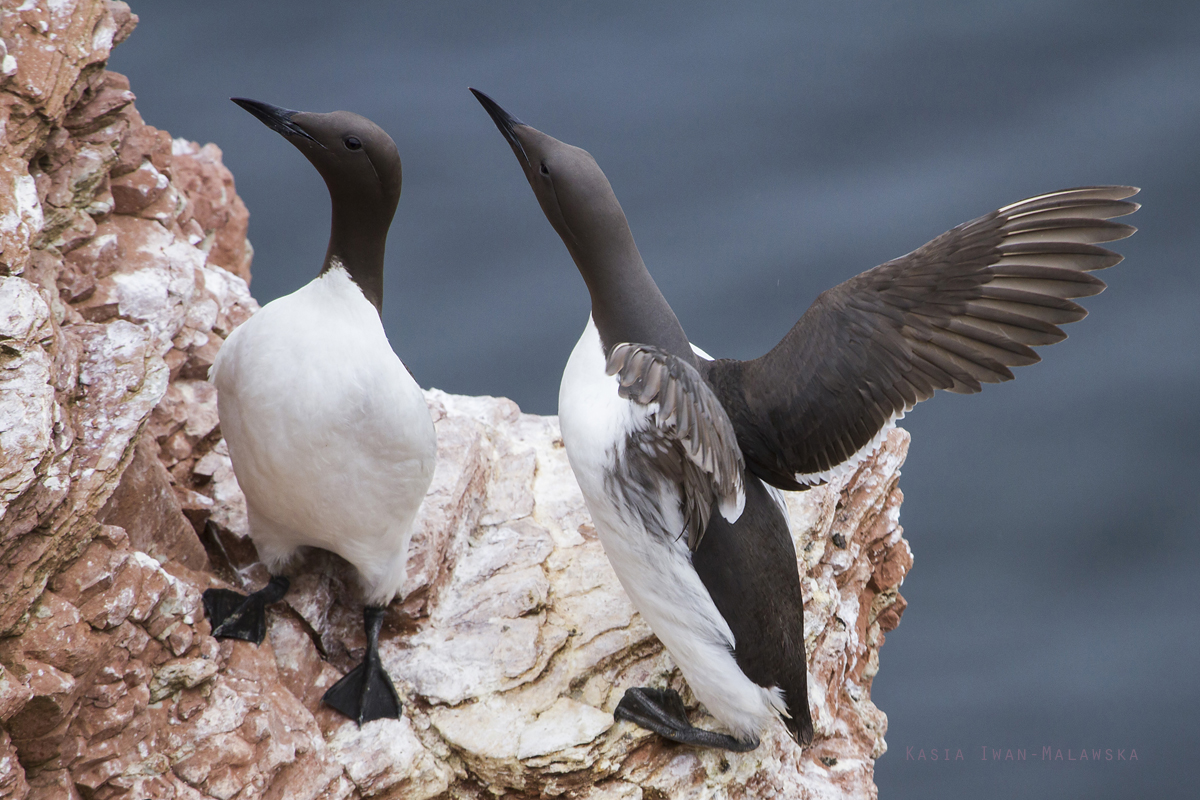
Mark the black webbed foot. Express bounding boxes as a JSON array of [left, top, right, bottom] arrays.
[[202, 575, 290, 645], [615, 687, 760, 752], [323, 606, 402, 726]]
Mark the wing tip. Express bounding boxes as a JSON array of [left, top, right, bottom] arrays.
[[998, 185, 1142, 216]]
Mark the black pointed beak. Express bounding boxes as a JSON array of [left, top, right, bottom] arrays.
[[470, 88, 530, 170], [232, 97, 322, 147]]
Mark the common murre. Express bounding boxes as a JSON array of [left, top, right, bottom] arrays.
[[203, 98, 437, 726], [471, 88, 1138, 751]]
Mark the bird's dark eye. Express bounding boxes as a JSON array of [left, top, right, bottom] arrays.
[[539, 162, 550, 176], [344, 136, 362, 151]]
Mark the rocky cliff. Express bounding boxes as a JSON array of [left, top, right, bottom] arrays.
[[0, 3, 912, 798]]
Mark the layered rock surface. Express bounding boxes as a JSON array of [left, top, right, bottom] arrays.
[[0, 3, 912, 798]]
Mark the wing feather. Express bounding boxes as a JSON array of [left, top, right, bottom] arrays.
[[607, 343, 746, 548], [702, 186, 1139, 490]]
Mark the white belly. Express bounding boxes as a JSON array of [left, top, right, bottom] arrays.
[[212, 267, 436, 605], [558, 317, 784, 739]]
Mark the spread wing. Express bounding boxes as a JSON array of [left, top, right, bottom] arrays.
[[607, 343, 745, 549], [701, 186, 1139, 491]]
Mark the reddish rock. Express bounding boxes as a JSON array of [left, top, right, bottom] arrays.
[[0, 592, 106, 679], [5, 659, 77, 742], [110, 159, 169, 213], [168, 140, 252, 282], [0, 732, 32, 800], [62, 71, 135, 136], [47, 529, 129, 609], [0, 663, 35, 724], [112, 119, 171, 178], [25, 769, 78, 800], [98, 435, 209, 571]]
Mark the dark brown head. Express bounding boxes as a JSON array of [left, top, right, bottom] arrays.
[[471, 88, 692, 361], [470, 89, 638, 270], [232, 98, 401, 312]]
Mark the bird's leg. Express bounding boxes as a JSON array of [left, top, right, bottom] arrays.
[[615, 687, 760, 752], [322, 605, 402, 726], [202, 575, 290, 645]]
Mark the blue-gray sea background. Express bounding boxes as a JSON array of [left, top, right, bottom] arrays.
[[109, 2, 1200, 796]]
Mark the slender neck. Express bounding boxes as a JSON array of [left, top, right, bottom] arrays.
[[320, 192, 390, 315], [573, 226, 693, 365]]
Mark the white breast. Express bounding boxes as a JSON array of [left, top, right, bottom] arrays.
[[211, 266, 436, 605], [557, 317, 641, 503]]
